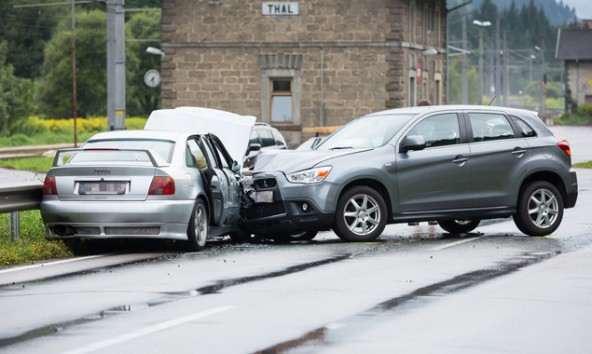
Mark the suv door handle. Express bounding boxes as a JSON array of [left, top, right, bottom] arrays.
[[512, 147, 527, 157], [452, 155, 469, 165]]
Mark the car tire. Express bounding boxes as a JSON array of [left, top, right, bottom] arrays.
[[513, 181, 564, 236], [333, 186, 387, 242], [187, 199, 208, 251], [274, 230, 318, 242], [437, 219, 480, 234]]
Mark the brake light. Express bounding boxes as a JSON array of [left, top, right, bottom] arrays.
[[557, 140, 572, 157], [148, 176, 175, 195], [43, 176, 58, 195]]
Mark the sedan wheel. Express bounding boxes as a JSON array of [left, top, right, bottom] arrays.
[[437, 219, 480, 234], [333, 186, 387, 242], [514, 181, 563, 236], [187, 199, 208, 251]]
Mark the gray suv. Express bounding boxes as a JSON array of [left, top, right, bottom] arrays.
[[244, 105, 578, 241]]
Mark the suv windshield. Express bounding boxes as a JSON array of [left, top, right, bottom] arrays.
[[317, 114, 414, 150]]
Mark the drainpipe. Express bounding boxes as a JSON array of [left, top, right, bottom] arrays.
[[320, 47, 325, 127]]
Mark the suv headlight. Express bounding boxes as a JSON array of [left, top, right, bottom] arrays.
[[286, 166, 332, 184]]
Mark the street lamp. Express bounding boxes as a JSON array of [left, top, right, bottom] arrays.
[[473, 19, 491, 104], [146, 46, 165, 58]]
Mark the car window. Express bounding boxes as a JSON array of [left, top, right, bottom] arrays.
[[271, 129, 287, 148], [78, 139, 175, 163], [187, 139, 209, 170], [318, 114, 414, 150], [249, 131, 261, 145], [406, 113, 461, 148], [469, 113, 515, 141], [210, 137, 230, 169], [258, 129, 275, 147], [511, 116, 537, 138], [201, 139, 220, 169]]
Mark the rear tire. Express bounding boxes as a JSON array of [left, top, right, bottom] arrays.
[[513, 181, 563, 236], [437, 219, 480, 234], [333, 186, 387, 242], [187, 199, 208, 251]]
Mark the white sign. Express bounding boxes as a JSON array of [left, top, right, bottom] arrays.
[[262, 2, 299, 16]]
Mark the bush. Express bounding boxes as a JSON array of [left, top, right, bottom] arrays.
[[577, 103, 592, 117]]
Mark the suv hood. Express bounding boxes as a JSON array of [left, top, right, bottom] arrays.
[[145, 106, 256, 166], [253, 148, 371, 174]]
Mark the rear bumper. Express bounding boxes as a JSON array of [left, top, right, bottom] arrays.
[[40, 199, 195, 240]]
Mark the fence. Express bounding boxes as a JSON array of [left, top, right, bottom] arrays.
[[0, 183, 43, 240]]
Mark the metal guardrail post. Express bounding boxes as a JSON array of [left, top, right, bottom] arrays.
[[10, 211, 19, 241]]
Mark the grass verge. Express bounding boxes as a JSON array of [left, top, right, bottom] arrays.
[[573, 161, 592, 168], [0, 210, 72, 268], [0, 157, 53, 173]]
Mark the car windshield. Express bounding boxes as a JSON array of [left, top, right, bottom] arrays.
[[316, 114, 414, 150], [68, 139, 175, 164]]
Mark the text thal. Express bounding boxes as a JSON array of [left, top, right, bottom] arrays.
[[262, 2, 300, 16]]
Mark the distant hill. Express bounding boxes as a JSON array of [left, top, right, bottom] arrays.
[[463, 0, 577, 26]]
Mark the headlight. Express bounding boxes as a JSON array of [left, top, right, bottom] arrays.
[[286, 166, 332, 184]]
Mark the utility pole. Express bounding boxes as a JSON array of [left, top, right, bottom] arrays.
[[107, 0, 126, 130], [71, 0, 78, 146], [503, 31, 509, 106], [461, 6, 468, 104]]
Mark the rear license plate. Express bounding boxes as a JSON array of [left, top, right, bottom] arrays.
[[79, 181, 127, 195], [255, 190, 274, 203]]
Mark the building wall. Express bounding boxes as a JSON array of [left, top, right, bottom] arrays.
[[161, 0, 446, 146], [566, 60, 592, 107]]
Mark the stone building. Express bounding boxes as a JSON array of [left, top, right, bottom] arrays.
[[161, 0, 447, 146], [556, 29, 592, 110]]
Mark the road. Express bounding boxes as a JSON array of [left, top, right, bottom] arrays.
[[0, 126, 591, 353]]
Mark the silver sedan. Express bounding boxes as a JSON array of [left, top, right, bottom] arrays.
[[41, 107, 255, 251]]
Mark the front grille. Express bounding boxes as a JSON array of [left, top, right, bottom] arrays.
[[254, 178, 277, 189], [105, 227, 160, 235]]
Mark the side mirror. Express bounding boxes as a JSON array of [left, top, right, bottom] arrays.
[[400, 135, 426, 153], [246, 143, 261, 156], [231, 160, 241, 173]]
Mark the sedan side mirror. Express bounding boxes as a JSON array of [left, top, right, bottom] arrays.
[[231, 160, 241, 173], [400, 135, 426, 153]]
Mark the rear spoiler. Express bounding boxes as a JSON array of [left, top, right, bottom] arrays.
[[51, 148, 170, 168]]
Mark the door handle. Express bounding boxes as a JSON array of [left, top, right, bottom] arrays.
[[511, 147, 527, 157], [452, 155, 469, 165]]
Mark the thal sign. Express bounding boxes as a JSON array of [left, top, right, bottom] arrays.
[[262, 2, 299, 16]]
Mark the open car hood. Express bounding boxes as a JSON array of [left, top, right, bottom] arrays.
[[145, 107, 256, 166], [253, 148, 370, 174]]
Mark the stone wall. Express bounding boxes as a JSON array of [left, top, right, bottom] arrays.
[[161, 0, 447, 145]]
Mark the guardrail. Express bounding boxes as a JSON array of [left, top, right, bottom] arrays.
[[0, 182, 43, 240]]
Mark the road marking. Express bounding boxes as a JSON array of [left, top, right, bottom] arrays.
[[0, 255, 105, 274], [61, 306, 233, 354], [431, 237, 480, 251]]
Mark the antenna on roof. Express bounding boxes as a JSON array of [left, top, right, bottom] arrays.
[[488, 96, 497, 105]]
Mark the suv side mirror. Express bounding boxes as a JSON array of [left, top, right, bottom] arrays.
[[246, 143, 261, 155], [400, 135, 426, 153]]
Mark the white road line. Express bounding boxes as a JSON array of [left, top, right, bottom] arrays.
[[61, 306, 234, 354], [431, 237, 480, 251], [0, 255, 105, 274]]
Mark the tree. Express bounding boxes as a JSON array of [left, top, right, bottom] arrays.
[[0, 42, 35, 135]]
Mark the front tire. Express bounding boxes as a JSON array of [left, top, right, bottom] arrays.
[[333, 186, 387, 242], [514, 181, 563, 236], [187, 199, 208, 251], [437, 219, 480, 234]]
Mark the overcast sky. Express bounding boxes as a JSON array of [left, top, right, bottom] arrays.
[[562, 0, 592, 19]]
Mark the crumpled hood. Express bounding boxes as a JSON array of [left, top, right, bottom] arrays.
[[145, 107, 256, 167], [253, 148, 371, 174]]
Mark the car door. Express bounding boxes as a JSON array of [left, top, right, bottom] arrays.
[[208, 134, 241, 226], [396, 112, 473, 213], [196, 136, 231, 226], [466, 111, 531, 208]]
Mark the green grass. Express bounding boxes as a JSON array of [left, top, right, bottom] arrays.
[[0, 157, 54, 173], [0, 210, 72, 268], [574, 161, 592, 168]]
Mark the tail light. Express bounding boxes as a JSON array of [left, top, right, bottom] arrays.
[[43, 176, 58, 195], [555, 135, 572, 157], [148, 176, 175, 195]]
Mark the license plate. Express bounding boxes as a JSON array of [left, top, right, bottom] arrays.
[[79, 181, 127, 195], [255, 190, 274, 203]]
